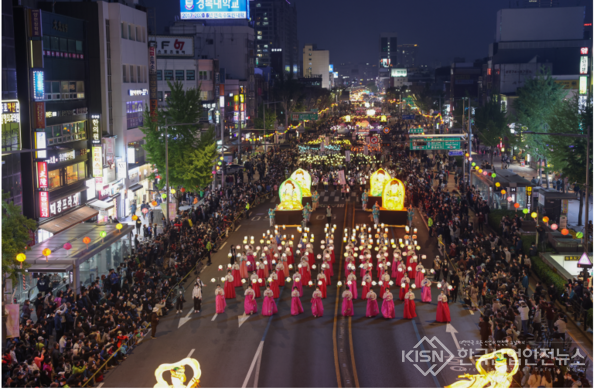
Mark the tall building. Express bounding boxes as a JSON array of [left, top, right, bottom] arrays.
[[12, 7, 97, 242], [397, 44, 418, 68], [483, 6, 590, 114], [168, 22, 256, 118], [2, 0, 22, 208], [379, 32, 397, 68], [302, 44, 330, 89], [49, 0, 151, 222], [250, 0, 299, 83]]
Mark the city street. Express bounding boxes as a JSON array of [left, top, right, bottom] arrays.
[[101, 198, 489, 388]]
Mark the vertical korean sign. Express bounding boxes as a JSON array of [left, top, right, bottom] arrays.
[[91, 114, 103, 178], [148, 41, 158, 122], [39, 191, 50, 218], [37, 162, 48, 188]]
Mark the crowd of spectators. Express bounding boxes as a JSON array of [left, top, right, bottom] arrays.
[[3, 147, 297, 388]]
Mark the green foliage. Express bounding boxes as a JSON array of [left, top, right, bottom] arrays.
[[414, 85, 443, 114], [140, 81, 216, 192], [254, 104, 277, 131], [513, 67, 567, 162], [531, 256, 567, 298], [474, 98, 513, 148], [2, 192, 37, 283], [547, 97, 593, 189]]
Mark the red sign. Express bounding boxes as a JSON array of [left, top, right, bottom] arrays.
[[34, 102, 45, 129], [37, 162, 48, 188], [39, 191, 50, 218], [581, 47, 589, 55]]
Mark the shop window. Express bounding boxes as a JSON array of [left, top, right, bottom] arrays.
[[175, 70, 184, 80], [60, 38, 68, 52], [157, 91, 163, 102], [1, 122, 20, 152], [68, 39, 76, 53], [130, 65, 136, 83], [76, 40, 83, 53], [48, 169, 61, 189], [123, 65, 129, 83], [121, 22, 127, 39], [157, 70, 162, 81], [51, 36, 59, 51], [186, 70, 195, 80], [165, 70, 173, 81]]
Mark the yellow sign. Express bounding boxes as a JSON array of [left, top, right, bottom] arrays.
[[92, 146, 103, 178], [369, 168, 391, 197], [290, 168, 311, 197], [447, 348, 519, 388], [564, 256, 581, 261], [154, 357, 201, 388], [382, 178, 406, 211], [526, 186, 532, 196]]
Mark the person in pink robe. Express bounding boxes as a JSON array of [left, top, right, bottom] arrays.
[[215, 285, 226, 314], [262, 287, 277, 316], [398, 276, 410, 301], [232, 262, 242, 287], [341, 286, 354, 316], [240, 254, 249, 279], [403, 289, 417, 319], [256, 260, 267, 287], [299, 258, 311, 286], [361, 274, 373, 299], [317, 271, 327, 298], [269, 272, 280, 299], [290, 287, 304, 315], [275, 261, 285, 287], [224, 272, 236, 299], [415, 262, 425, 290], [436, 292, 451, 323], [250, 273, 261, 299], [244, 286, 257, 315], [421, 277, 432, 303], [311, 289, 324, 317], [246, 248, 256, 273], [395, 261, 406, 286], [381, 289, 395, 319], [365, 288, 379, 317], [291, 271, 303, 296], [379, 271, 391, 298], [321, 262, 331, 285], [407, 255, 417, 279], [347, 271, 358, 300]]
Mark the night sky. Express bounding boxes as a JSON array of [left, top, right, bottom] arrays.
[[147, 0, 593, 67]]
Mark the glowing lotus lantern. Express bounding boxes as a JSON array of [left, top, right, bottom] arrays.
[[83, 236, 91, 249]]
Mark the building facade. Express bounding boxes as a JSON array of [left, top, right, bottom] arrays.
[[398, 44, 418, 68], [168, 22, 256, 118], [12, 7, 99, 242], [302, 44, 330, 89], [250, 0, 299, 83], [51, 0, 151, 221], [2, 0, 22, 209], [379, 32, 397, 69]]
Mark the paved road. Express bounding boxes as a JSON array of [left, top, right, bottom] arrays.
[[102, 198, 483, 388]]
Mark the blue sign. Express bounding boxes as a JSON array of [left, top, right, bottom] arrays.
[[180, 0, 249, 20], [329, 64, 334, 73], [448, 150, 464, 156], [402, 115, 415, 120], [33, 71, 44, 101]]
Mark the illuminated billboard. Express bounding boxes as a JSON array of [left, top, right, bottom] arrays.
[[180, 0, 249, 20], [391, 68, 407, 77]]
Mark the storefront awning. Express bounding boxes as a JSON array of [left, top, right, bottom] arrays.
[[26, 263, 73, 273], [129, 183, 144, 192], [38, 206, 99, 235], [88, 200, 115, 211]]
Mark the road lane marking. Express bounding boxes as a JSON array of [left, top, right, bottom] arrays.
[[219, 242, 227, 250], [238, 314, 251, 327], [334, 197, 339, 202], [242, 341, 264, 388], [323, 197, 329, 202], [178, 308, 194, 328], [235, 225, 241, 232], [96, 383, 104, 388], [212, 313, 218, 321], [187, 349, 195, 358]]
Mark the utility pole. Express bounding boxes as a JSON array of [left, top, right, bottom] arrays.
[[467, 97, 472, 186], [462, 98, 466, 187], [165, 124, 170, 222]]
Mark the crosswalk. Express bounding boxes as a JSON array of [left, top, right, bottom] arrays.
[[268, 191, 362, 205]]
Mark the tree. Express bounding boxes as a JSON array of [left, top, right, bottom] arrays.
[[474, 98, 513, 152], [2, 193, 37, 284], [254, 103, 277, 132], [547, 97, 593, 225], [140, 81, 216, 194], [513, 67, 567, 187], [274, 76, 303, 128]]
